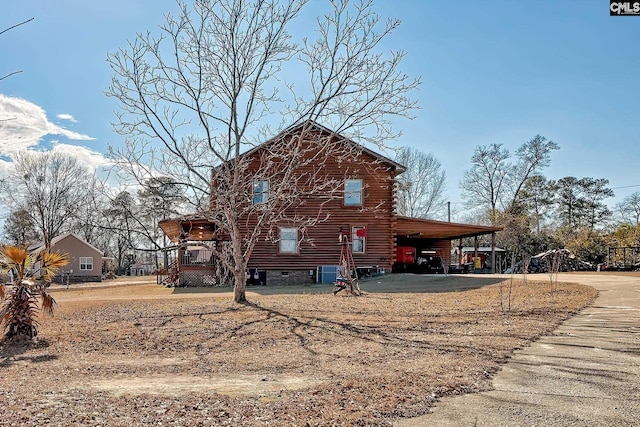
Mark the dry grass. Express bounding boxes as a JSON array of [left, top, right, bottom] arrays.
[[0, 276, 596, 427]]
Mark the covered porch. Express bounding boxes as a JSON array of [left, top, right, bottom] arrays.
[[158, 215, 222, 287]]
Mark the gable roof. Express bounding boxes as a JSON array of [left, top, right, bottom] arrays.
[[242, 120, 407, 173], [30, 232, 105, 256]]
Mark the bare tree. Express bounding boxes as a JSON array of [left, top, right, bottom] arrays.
[[72, 179, 179, 271], [616, 191, 640, 226], [546, 250, 561, 292], [461, 143, 511, 218], [106, 0, 419, 302], [395, 146, 446, 219], [461, 135, 558, 221], [4, 151, 93, 248], [71, 175, 110, 245], [507, 135, 559, 210]]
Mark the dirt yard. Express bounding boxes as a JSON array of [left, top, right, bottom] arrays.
[[0, 274, 599, 426]]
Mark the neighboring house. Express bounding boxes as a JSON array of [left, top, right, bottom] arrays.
[[130, 262, 156, 276], [159, 122, 502, 287], [31, 233, 105, 283]]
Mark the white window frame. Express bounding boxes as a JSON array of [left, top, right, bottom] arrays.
[[279, 227, 298, 254], [253, 180, 269, 205], [79, 256, 93, 271], [352, 226, 366, 254], [344, 179, 363, 206]]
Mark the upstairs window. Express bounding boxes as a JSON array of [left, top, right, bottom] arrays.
[[253, 180, 269, 205], [79, 257, 93, 271], [352, 226, 366, 253], [279, 227, 298, 254], [344, 179, 363, 206]]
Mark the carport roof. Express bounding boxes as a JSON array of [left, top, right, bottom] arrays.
[[396, 216, 503, 240]]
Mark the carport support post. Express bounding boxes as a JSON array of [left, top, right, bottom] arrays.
[[474, 236, 478, 272], [491, 232, 496, 274]]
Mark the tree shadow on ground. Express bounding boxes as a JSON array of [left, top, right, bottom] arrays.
[[171, 273, 505, 296], [234, 299, 508, 361], [0, 337, 58, 368]]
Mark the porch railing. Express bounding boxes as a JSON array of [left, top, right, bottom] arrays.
[[181, 249, 215, 266]]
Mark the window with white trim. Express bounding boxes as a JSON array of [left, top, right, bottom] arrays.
[[352, 226, 366, 253], [344, 179, 363, 206], [279, 227, 298, 254], [253, 180, 269, 205], [79, 257, 93, 271]]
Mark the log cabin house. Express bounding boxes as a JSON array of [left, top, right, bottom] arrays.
[[158, 122, 501, 287]]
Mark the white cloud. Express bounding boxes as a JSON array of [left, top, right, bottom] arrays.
[[0, 94, 95, 157], [0, 158, 12, 180], [0, 94, 111, 184], [50, 142, 111, 172], [56, 113, 78, 123]]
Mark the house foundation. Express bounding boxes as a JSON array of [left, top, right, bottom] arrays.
[[265, 269, 314, 286]]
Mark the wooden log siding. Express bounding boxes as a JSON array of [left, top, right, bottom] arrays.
[[239, 136, 401, 273]]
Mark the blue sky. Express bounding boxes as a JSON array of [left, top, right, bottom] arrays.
[[1, 0, 638, 219]]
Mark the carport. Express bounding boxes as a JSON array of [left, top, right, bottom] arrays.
[[395, 216, 503, 273]]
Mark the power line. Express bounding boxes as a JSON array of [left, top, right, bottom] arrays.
[[611, 184, 640, 190]]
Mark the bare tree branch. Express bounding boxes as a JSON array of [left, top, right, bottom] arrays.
[[461, 136, 559, 222], [1, 18, 34, 82], [3, 152, 93, 248], [0, 17, 34, 36], [0, 70, 23, 82], [106, 0, 418, 302], [395, 147, 447, 219]]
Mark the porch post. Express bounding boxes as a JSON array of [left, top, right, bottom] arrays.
[[177, 221, 188, 272]]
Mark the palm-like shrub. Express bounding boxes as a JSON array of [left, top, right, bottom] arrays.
[[0, 246, 69, 339]]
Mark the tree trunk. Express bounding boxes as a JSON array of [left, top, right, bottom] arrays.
[[233, 270, 246, 303], [229, 221, 247, 303]]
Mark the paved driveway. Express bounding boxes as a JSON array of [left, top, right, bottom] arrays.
[[396, 273, 640, 427]]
